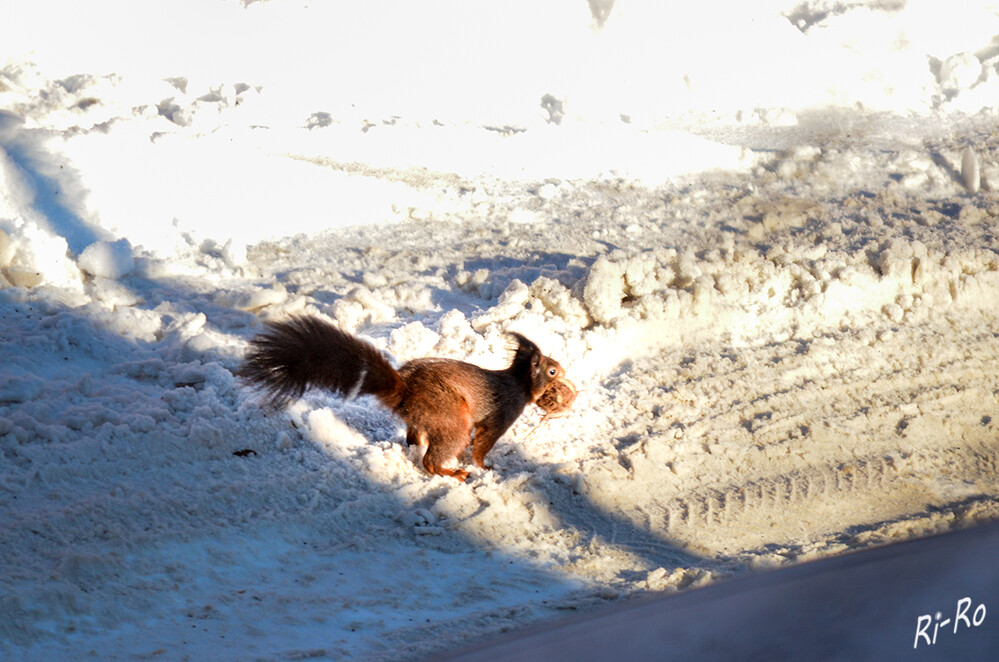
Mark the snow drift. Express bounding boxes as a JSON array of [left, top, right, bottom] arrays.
[[2, 0, 999, 660]]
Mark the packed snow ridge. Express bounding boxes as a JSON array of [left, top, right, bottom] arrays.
[[2, 0, 999, 660]]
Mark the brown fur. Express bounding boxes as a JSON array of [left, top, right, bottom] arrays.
[[240, 316, 564, 481]]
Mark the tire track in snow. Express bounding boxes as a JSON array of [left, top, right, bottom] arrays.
[[585, 320, 999, 560]]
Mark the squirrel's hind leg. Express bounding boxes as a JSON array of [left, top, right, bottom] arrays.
[[421, 455, 470, 483], [471, 423, 503, 470], [416, 403, 474, 482], [407, 427, 470, 480], [421, 438, 470, 482]]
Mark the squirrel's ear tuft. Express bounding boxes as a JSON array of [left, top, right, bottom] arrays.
[[505, 331, 525, 349], [505, 331, 542, 369], [506, 331, 539, 353]]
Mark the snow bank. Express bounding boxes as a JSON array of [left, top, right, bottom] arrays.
[[3, 0, 998, 292]]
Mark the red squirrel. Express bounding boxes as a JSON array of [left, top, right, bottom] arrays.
[[240, 316, 565, 481]]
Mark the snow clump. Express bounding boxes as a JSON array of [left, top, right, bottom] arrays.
[[77, 239, 135, 280]]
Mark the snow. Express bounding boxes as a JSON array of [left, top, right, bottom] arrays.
[[77, 240, 135, 280], [2, 0, 999, 659]]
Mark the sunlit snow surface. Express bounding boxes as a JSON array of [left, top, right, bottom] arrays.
[[2, 1, 999, 659]]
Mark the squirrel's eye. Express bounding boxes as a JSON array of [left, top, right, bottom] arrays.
[[548, 368, 557, 377]]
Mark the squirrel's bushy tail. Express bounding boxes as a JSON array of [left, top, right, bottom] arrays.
[[240, 316, 405, 409]]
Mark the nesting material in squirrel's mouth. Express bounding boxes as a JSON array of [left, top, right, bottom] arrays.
[[536, 377, 577, 419]]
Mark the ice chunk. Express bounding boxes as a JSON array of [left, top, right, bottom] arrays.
[[221, 238, 247, 267], [961, 147, 980, 194], [5, 266, 43, 288], [218, 283, 288, 311], [938, 53, 982, 92], [78, 239, 135, 279], [583, 256, 625, 325], [530, 277, 590, 329]]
